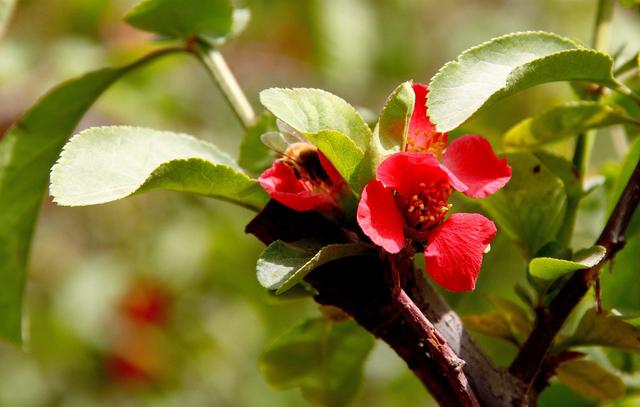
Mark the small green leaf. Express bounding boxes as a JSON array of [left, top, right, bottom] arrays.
[[556, 360, 625, 401], [529, 245, 606, 280], [259, 88, 372, 193], [504, 102, 639, 149], [260, 318, 374, 406], [50, 126, 267, 211], [238, 111, 278, 175], [374, 81, 415, 154], [124, 0, 234, 40], [256, 241, 372, 294], [477, 153, 567, 257], [564, 309, 640, 351], [461, 297, 532, 345], [428, 31, 616, 132], [0, 0, 16, 37], [0, 48, 183, 344]]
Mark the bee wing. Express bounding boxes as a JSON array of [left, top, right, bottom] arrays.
[[276, 119, 306, 141], [260, 131, 304, 154]]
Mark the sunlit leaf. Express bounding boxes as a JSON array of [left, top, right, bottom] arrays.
[[374, 81, 414, 155], [260, 318, 374, 406], [556, 360, 625, 401], [477, 153, 567, 257], [259, 88, 372, 193], [0, 48, 183, 344], [563, 309, 640, 351], [124, 0, 234, 40], [257, 240, 372, 294], [504, 102, 639, 149], [529, 246, 606, 281], [50, 126, 267, 211], [428, 31, 616, 132]]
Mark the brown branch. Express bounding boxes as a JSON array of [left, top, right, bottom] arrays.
[[246, 201, 520, 406], [405, 266, 526, 406], [306, 256, 480, 407], [510, 159, 640, 391]]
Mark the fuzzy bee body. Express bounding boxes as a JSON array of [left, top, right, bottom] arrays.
[[261, 131, 330, 185]]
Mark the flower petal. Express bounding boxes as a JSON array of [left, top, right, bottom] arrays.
[[423, 213, 496, 292], [259, 161, 333, 212], [357, 180, 405, 253], [406, 83, 448, 154], [442, 135, 512, 198], [318, 152, 346, 192], [376, 152, 467, 196]]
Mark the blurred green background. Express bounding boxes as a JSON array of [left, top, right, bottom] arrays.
[[1, 0, 640, 406]]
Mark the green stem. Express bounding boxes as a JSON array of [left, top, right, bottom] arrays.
[[562, 0, 615, 247], [191, 40, 256, 129]]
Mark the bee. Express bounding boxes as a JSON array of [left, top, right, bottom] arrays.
[[261, 127, 331, 185]]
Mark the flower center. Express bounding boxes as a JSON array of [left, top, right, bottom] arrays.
[[402, 179, 452, 232], [405, 129, 448, 158]]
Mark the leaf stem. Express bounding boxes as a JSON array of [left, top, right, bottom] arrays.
[[191, 39, 256, 129]]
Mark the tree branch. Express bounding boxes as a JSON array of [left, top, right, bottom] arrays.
[[306, 256, 481, 407], [510, 159, 640, 390], [246, 201, 521, 406]]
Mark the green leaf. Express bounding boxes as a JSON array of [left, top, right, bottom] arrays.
[[428, 31, 616, 132], [124, 0, 234, 40], [461, 297, 532, 345], [504, 102, 639, 149], [564, 309, 640, 351], [256, 241, 372, 294], [238, 111, 278, 175], [534, 152, 582, 201], [556, 360, 625, 401], [0, 48, 182, 344], [477, 153, 567, 257], [259, 88, 372, 193], [0, 0, 16, 37], [529, 245, 606, 281], [260, 318, 374, 406], [50, 126, 267, 211], [374, 81, 415, 155]]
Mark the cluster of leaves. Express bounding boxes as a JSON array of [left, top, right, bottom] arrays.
[[3, 0, 640, 404]]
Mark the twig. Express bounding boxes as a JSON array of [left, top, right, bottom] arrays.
[[510, 159, 640, 388]]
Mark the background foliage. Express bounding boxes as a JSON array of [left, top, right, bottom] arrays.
[[1, 0, 640, 405]]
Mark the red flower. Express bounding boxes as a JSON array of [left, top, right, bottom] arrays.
[[259, 145, 346, 212], [356, 83, 511, 292]]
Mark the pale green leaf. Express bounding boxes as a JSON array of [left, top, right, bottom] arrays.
[[428, 31, 616, 132], [124, 0, 234, 40], [477, 153, 567, 257], [529, 245, 606, 280], [50, 126, 267, 211], [260, 318, 374, 406], [564, 309, 640, 351], [556, 360, 625, 401], [259, 88, 372, 193], [0, 48, 183, 344], [375, 81, 415, 154], [256, 241, 372, 294], [504, 102, 639, 149]]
